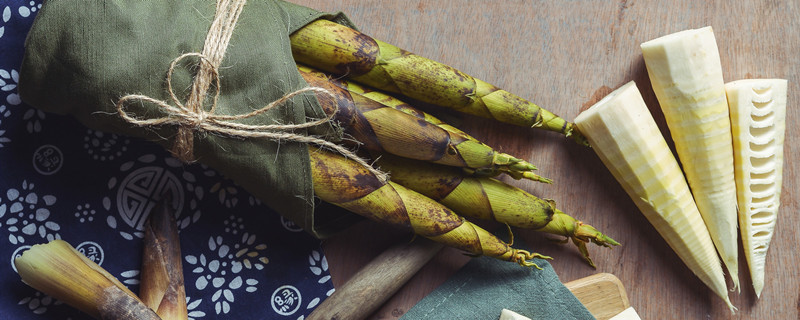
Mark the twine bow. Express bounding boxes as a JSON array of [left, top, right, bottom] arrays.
[[115, 0, 386, 182]]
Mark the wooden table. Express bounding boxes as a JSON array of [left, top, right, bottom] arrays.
[[290, 1, 800, 319]]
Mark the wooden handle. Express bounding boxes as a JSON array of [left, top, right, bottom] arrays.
[[308, 238, 444, 320]]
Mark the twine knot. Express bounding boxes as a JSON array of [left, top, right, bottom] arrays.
[[115, 0, 387, 182]]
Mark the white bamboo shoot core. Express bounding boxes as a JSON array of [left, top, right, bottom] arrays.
[[726, 78, 788, 297], [575, 81, 733, 311], [640, 26, 739, 291]]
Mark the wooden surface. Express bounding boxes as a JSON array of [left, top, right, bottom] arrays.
[[290, 1, 800, 319], [565, 273, 630, 320], [307, 239, 444, 320]]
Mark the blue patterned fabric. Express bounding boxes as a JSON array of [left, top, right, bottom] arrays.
[[0, 1, 334, 319]]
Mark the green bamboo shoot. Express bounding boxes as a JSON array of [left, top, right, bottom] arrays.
[[375, 153, 619, 268], [298, 65, 548, 183], [308, 146, 549, 268], [290, 19, 587, 145]]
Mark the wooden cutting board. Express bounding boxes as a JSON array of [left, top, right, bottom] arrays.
[[565, 273, 631, 320]]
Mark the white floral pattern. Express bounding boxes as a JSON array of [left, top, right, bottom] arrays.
[[21, 107, 43, 133], [231, 232, 269, 270], [2, 180, 60, 245], [17, 1, 40, 18], [186, 296, 207, 320], [119, 269, 141, 286], [1, 6, 10, 39], [210, 179, 240, 208], [223, 214, 245, 235], [84, 129, 130, 161], [0, 69, 20, 95], [0, 69, 18, 103], [0, 104, 10, 118], [248, 194, 262, 206], [0, 127, 8, 148], [0, 68, 18, 147], [186, 235, 262, 315], [73, 203, 96, 223], [0, 105, 10, 147], [307, 250, 335, 310], [17, 292, 61, 315]]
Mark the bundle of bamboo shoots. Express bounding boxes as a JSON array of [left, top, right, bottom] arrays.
[[290, 20, 617, 267], [15, 11, 618, 318], [296, 62, 616, 267]]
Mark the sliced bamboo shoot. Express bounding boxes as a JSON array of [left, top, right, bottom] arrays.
[[726, 78, 788, 297], [640, 26, 739, 291], [499, 309, 532, 320], [574, 81, 733, 310]]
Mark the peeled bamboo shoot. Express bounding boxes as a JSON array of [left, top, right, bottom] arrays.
[[726, 78, 788, 297], [574, 81, 733, 310], [641, 26, 739, 290]]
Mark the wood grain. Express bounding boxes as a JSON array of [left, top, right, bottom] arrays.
[[290, 0, 800, 319], [565, 273, 630, 320]]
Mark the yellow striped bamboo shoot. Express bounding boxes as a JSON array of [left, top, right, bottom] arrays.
[[641, 26, 739, 290], [574, 81, 733, 310]]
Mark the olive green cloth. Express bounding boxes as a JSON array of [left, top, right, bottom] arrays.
[[401, 257, 596, 320], [19, 0, 361, 238]]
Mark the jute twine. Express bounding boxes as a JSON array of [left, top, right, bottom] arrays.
[[115, 0, 387, 182]]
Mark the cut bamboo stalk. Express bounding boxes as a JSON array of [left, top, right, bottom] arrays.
[[14, 240, 161, 319], [140, 199, 188, 320]]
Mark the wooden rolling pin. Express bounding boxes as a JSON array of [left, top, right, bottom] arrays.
[[307, 238, 445, 320]]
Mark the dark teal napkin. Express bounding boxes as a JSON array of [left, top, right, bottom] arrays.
[[401, 257, 595, 320]]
